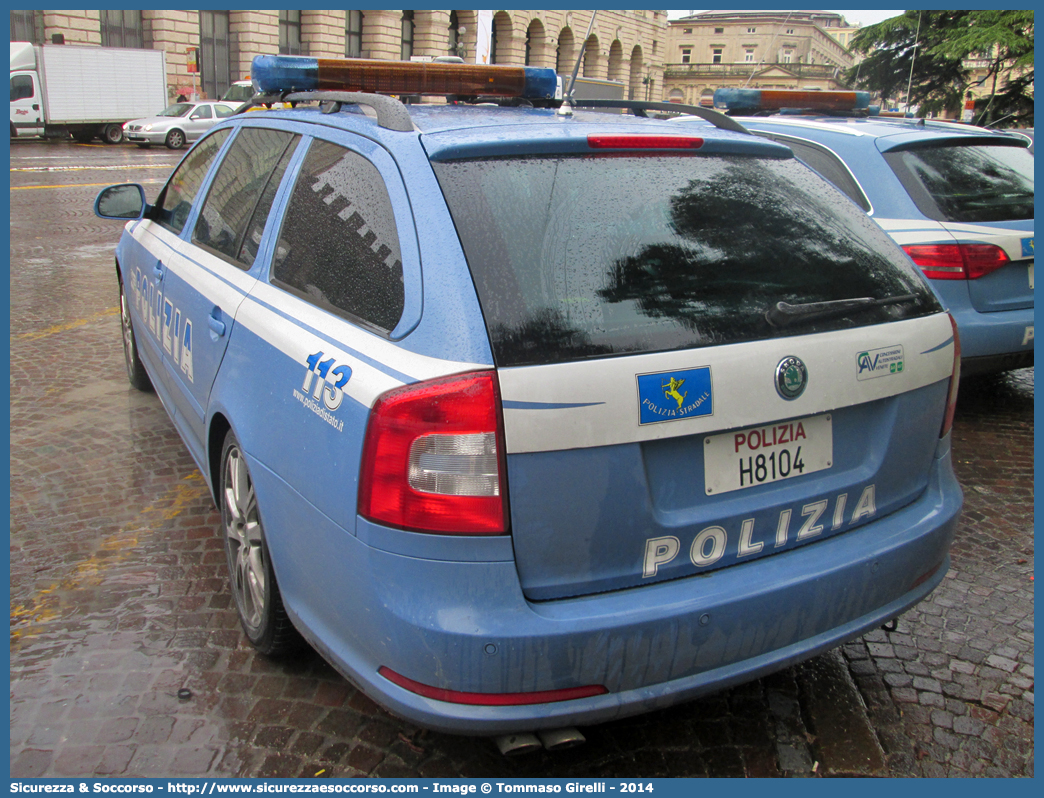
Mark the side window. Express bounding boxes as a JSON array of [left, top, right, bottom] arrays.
[[11, 75, 34, 101], [193, 127, 300, 267], [192, 105, 212, 119], [155, 128, 231, 234], [272, 140, 405, 333], [215, 104, 235, 118]]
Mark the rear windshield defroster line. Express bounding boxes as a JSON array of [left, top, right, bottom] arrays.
[[433, 153, 941, 367]]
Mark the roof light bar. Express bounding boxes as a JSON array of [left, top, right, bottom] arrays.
[[251, 55, 558, 100], [715, 88, 871, 114]]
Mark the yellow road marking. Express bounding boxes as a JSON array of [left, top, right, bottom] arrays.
[[14, 306, 120, 342], [11, 164, 174, 172], [10, 473, 211, 644], [11, 179, 164, 190]]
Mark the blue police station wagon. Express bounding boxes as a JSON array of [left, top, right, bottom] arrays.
[[697, 88, 1035, 377], [95, 57, 963, 742]]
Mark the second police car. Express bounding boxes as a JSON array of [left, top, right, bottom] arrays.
[[95, 57, 963, 739], [696, 88, 1034, 377]]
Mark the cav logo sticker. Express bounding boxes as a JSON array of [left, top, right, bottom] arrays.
[[857, 345, 904, 380], [636, 366, 713, 425], [1022, 237, 1033, 257]]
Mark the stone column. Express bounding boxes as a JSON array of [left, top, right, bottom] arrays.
[[364, 10, 405, 61], [147, 11, 201, 100], [302, 10, 344, 59], [415, 10, 451, 59], [42, 10, 100, 46], [230, 11, 278, 85]]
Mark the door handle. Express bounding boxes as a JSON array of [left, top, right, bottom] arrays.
[[32, 104, 39, 111], [208, 314, 226, 338]]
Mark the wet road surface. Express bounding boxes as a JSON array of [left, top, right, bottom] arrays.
[[9, 140, 1034, 778]]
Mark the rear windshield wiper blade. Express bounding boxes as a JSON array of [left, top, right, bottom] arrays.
[[766, 294, 919, 328]]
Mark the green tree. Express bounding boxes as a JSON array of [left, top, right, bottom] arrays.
[[846, 10, 1033, 126]]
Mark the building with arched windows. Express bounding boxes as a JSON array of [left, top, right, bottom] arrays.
[[10, 10, 669, 103]]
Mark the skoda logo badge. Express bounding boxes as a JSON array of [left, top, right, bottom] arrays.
[[775, 356, 808, 400]]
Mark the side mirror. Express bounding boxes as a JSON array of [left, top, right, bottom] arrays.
[[94, 184, 147, 220]]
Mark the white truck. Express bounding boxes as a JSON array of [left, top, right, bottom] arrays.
[[11, 42, 167, 144]]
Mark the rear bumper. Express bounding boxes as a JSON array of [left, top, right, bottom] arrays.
[[943, 298, 1033, 373], [275, 440, 962, 735]]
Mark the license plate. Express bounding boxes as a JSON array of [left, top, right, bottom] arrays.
[[704, 414, 833, 495]]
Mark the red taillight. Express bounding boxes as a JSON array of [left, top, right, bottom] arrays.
[[941, 314, 961, 438], [902, 243, 1010, 281], [587, 134, 704, 150], [378, 666, 608, 705], [961, 244, 1011, 279], [358, 370, 508, 535]]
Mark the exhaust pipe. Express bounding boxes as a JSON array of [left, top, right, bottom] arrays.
[[495, 733, 543, 756], [538, 727, 586, 751]]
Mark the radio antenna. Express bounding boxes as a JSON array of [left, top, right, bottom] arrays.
[[558, 11, 597, 116]]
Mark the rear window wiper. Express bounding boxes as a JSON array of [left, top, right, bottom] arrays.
[[766, 294, 919, 328]]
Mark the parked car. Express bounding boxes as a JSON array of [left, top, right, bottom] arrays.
[[94, 57, 962, 745], [220, 80, 254, 104], [123, 100, 238, 149], [696, 89, 1034, 377]]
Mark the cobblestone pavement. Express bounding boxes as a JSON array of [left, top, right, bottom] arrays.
[[9, 140, 1033, 778], [841, 371, 1035, 777]]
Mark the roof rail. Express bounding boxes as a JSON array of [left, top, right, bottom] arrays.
[[570, 99, 751, 135], [234, 92, 750, 136], [236, 91, 415, 132]]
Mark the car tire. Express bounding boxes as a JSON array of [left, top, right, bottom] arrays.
[[220, 430, 302, 657], [102, 124, 123, 145], [119, 278, 154, 392], [135, 143, 152, 149], [165, 129, 185, 150]]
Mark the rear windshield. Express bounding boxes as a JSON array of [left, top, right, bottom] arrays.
[[433, 154, 940, 367], [883, 142, 1033, 224]]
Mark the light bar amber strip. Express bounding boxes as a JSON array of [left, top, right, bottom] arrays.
[[315, 59, 528, 96], [759, 91, 862, 110]]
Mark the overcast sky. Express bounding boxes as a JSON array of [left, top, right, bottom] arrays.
[[666, 10, 904, 27]]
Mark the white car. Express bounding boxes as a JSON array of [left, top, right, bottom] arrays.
[[123, 100, 238, 149], [220, 80, 255, 104]]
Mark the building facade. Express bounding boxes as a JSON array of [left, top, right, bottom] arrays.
[[10, 9, 669, 103], [663, 10, 857, 107]]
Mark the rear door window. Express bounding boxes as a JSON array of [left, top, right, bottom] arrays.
[[433, 153, 940, 367], [883, 142, 1034, 223], [271, 139, 405, 334]]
